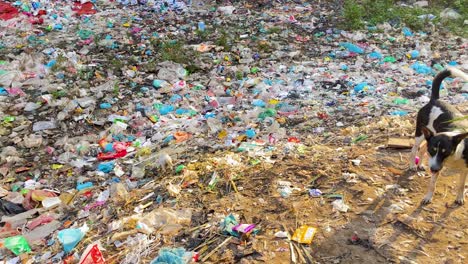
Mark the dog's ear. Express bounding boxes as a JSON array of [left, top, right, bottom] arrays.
[[452, 132, 468, 146], [421, 127, 433, 140]]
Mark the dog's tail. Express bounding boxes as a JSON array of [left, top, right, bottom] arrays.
[[431, 67, 468, 101]]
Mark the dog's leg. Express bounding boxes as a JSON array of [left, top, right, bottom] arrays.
[[417, 141, 427, 170], [422, 171, 439, 204], [455, 172, 467, 205], [410, 135, 424, 171]]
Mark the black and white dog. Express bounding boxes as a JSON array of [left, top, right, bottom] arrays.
[[409, 67, 468, 205], [421, 127, 467, 205]]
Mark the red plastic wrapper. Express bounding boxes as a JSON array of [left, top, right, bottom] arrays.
[[72, 2, 97, 15], [97, 150, 127, 161], [79, 242, 106, 264], [112, 142, 131, 152], [0, 2, 19, 21], [287, 137, 300, 143]]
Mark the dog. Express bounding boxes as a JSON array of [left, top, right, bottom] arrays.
[[408, 67, 468, 204], [421, 127, 467, 205], [409, 67, 468, 171]]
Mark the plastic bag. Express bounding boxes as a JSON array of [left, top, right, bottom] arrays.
[[78, 242, 106, 264], [150, 248, 192, 264], [4, 235, 32, 255], [0, 197, 25, 215], [136, 208, 192, 234], [58, 224, 89, 253]]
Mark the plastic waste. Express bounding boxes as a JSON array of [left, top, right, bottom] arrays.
[[97, 161, 115, 173], [390, 110, 409, 116], [150, 248, 194, 264], [24, 221, 61, 243], [368, 51, 382, 59], [291, 226, 317, 244], [42, 197, 62, 209], [309, 189, 323, 197], [78, 242, 106, 264], [77, 182, 94, 191], [57, 223, 89, 253], [4, 236, 32, 255], [402, 27, 413, 36], [411, 62, 432, 74], [339, 42, 364, 54], [27, 214, 56, 230], [332, 199, 350, 212], [33, 121, 57, 132]]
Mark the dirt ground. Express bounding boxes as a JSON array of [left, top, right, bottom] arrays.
[[156, 113, 467, 264], [191, 143, 467, 264]]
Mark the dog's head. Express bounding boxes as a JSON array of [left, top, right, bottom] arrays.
[[422, 127, 468, 173]]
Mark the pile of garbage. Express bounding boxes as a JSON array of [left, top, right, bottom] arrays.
[[0, 0, 466, 263]]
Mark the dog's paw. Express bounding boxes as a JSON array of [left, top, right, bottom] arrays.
[[454, 197, 464, 206], [421, 195, 433, 205]]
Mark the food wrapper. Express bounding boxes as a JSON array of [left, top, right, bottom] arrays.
[[291, 225, 317, 244]]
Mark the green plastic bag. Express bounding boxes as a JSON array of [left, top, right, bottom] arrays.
[[4, 236, 31, 255]]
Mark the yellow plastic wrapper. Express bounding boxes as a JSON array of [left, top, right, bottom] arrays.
[[291, 225, 317, 244]]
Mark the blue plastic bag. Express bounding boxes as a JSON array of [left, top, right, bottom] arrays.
[[245, 128, 256, 138], [159, 105, 175, 115], [150, 248, 187, 264], [252, 99, 266, 107], [402, 27, 413, 37], [57, 224, 89, 253], [411, 62, 432, 75], [339, 42, 364, 54], [97, 161, 115, 173]]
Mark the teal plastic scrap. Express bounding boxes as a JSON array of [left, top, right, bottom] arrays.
[[150, 248, 187, 264]]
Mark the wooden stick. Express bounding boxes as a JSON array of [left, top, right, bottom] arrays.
[[288, 239, 297, 263], [282, 224, 297, 263], [292, 242, 306, 263], [300, 244, 314, 264], [201, 236, 233, 262], [230, 179, 238, 193]]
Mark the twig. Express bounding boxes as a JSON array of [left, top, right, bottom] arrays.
[[300, 244, 314, 264], [283, 224, 297, 263], [201, 236, 233, 262], [230, 179, 238, 193], [292, 242, 306, 263], [288, 239, 297, 263], [193, 235, 219, 252]]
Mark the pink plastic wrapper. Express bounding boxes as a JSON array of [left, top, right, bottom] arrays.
[[232, 224, 256, 234], [27, 214, 55, 230]]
